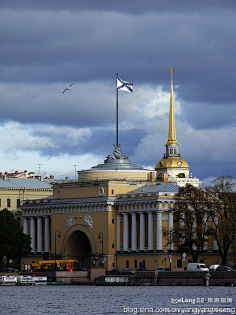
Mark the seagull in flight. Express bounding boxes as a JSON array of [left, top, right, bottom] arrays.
[[62, 83, 74, 94]]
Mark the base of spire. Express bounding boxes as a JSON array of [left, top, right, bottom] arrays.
[[166, 140, 178, 145]]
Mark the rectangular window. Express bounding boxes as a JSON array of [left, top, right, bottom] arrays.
[[177, 260, 182, 268], [7, 199, 11, 207], [112, 244, 115, 248], [112, 219, 115, 224], [134, 260, 137, 269], [126, 260, 129, 268], [17, 199, 21, 207], [111, 190, 114, 195]]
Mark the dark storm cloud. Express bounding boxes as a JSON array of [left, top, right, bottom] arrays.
[[181, 102, 236, 130], [1, 3, 235, 111], [2, 0, 235, 13], [0, 1, 235, 181]]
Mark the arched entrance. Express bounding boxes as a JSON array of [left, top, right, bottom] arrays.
[[70, 231, 91, 257], [63, 226, 97, 268]]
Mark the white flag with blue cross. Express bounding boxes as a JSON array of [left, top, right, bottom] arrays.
[[117, 77, 133, 92]]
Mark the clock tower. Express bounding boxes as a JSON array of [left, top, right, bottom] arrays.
[[155, 68, 200, 187]]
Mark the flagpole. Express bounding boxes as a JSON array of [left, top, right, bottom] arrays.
[[116, 73, 118, 146]]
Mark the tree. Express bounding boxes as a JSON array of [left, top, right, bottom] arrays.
[[0, 209, 31, 270], [205, 175, 236, 266], [170, 184, 211, 263]]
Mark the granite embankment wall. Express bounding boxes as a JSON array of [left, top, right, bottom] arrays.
[[138, 271, 236, 286], [18, 270, 236, 286]]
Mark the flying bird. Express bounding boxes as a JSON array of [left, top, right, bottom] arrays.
[[62, 83, 74, 94]]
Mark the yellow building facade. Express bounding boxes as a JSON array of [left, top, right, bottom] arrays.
[[0, 177, 52, 220]]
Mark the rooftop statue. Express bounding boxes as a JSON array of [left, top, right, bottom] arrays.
[[107, 144, 129, 160]]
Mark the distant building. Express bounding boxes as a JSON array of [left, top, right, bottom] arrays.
[[0, 177, 53, 224], [0, 170, 54, 180]]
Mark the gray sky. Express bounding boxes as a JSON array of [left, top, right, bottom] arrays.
[[0, 0, 235, 182]]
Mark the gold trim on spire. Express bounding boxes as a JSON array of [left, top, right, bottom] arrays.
[[166, 67, 178, 145]]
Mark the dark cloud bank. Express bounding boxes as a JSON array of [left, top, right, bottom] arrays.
[[0, 1, 235, 181]]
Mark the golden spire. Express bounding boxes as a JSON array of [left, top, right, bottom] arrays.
[[166, 67, 178, 145]]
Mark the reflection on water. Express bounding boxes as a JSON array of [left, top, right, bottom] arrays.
[[0, 285, 235, 315]]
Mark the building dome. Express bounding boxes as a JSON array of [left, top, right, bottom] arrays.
[[78, 144, 154, 182], [155, 157, 189, 170]]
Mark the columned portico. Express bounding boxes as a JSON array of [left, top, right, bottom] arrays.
[[116, 207, 166, 253], [24, 215, 51, 253]]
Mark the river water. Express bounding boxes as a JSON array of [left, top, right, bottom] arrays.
[[0, 285, 235, 315]]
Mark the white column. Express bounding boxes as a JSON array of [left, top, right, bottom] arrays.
[[37, 217, 42, 253], [116, 213, 120, 251], [30, 217, 35, 252], [44, 216, 50, 253], [131, 212, 137, 251], [168, 210, 174, 250], [148, 211, 153, 251], [123, 213, 128, 251], [139, 212, 145, 251], [156, 210, 162, 251], [23, 217, 28, 235]]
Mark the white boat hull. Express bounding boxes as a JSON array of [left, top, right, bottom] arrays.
[[17, 275, 47, 285], [0, 276, 17, 285]]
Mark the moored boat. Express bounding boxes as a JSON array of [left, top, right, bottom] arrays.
[[32, 276, 47, 285], [16, 275, 47, 285], [17, 275, 35, 285], [0, 275, 17, 285]]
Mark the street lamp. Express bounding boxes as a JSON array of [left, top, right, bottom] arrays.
[[55, 230, 61, 271], [98, 232, 104, 266]]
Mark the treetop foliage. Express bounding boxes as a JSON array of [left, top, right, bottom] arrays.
[[0, 209, 31, 269]]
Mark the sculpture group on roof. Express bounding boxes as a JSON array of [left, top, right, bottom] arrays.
[[106, 144, 129, 160]]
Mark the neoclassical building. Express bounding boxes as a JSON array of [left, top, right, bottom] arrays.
[[0, 177, 52, 225], [21, 69, 229, 271]]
